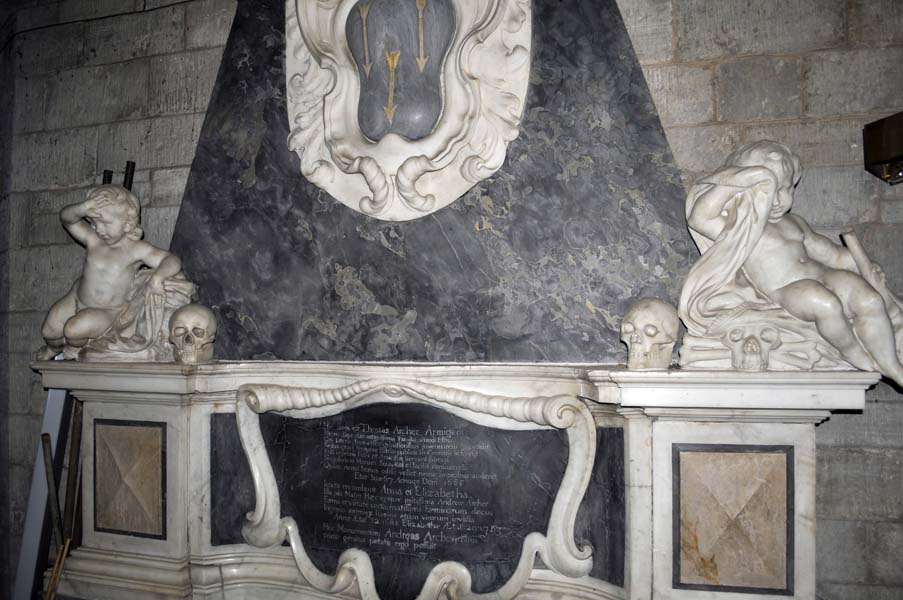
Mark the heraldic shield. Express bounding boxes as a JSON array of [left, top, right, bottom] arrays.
[[286, 0, 532, 222]]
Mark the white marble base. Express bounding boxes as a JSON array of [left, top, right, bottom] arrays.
[[33, 362, 877, 600], [593, 369, 877, 600]]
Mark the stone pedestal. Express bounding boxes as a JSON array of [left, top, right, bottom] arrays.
[[33, 361, 876, 600], [592, 369, 878, 600]]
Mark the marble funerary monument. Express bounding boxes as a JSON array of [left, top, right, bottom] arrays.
[[30, 1, 898, 599]]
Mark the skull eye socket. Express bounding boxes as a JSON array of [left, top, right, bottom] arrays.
[[729, 328, 744, 342], [192, 327, 206, 337], [622, 322, 635, 333], [643, 324, 658, 337], [760, 327, 778, 343], [173, 326, 188, 336]]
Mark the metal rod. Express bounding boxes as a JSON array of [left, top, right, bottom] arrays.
[[123, 161, 136, 190], [101, 170, 113, 184], [41, 434, 64, 549], [62, 401, 83, 539]]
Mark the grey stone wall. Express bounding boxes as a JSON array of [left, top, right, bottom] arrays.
[[0, 0, 235, 595], [1, 0, 902, 597]]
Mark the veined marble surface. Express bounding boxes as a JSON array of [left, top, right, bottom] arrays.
[[169, 0, 693, 363]]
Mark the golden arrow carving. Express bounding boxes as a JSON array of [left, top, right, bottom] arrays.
[[415, 0, 429, 72], [358, 3, 373, 77], [385, 50, 400, 123]]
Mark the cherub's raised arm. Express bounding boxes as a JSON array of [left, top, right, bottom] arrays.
[[59, 201, 99, 246], [687, 166, 777, 241], [794, 215, 857, 271], [139, 244, 182, 279]]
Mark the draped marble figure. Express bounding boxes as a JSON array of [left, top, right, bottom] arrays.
[[679, 141, 903, 386]]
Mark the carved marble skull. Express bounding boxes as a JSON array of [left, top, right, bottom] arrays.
[[621, 298, 679, 370], [724, 325, 781, 371], [169, 304, 216, 364]]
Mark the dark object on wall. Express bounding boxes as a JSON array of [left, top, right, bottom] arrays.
[[123, 161, 136, 191], [101, 170, 113, 184], [210, 407, 625, 598], [170, 0, 694, 363], [864, 112, 903, 185]]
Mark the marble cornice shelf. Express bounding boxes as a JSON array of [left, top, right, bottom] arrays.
[[33, 360, 606, 404], [590, 368, 878, 411]]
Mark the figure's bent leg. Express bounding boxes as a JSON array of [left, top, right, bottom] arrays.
[[772, 279, 876, 371], [825, 270, 903, 386], [63, 308, 116, 348], [36, 286, 78, 359]]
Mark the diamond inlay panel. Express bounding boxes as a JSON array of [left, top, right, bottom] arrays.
[[94, 420, 166, 539], [673, 444, 793, 595]]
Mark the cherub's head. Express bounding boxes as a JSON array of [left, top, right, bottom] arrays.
[[727, 141, 801, 220], [85, 185, 143, 243]]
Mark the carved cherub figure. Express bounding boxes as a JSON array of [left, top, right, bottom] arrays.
[[680, 141, 903, 386], [36, 185, 195, 361]]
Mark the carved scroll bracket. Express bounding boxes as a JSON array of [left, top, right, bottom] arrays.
[[235, 378, 596, 600]]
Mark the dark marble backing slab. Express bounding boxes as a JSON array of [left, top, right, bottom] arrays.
[[170, 0, 694, 363], [210, 408, 625, 596]]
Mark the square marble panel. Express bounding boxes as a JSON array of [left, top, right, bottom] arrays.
[[94, 420, 166, 539], [672, 444, 793, 594]]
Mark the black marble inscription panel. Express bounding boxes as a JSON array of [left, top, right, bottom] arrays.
[[210, 406, 626, 597]]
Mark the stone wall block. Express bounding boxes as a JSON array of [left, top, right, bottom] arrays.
[[85, 5, 184, 66], [6, 354, 41, 416], [14, 4, 62, 32], [817, 447, 903, 521], [716, 56, 800, 122], [44, 62, 151, 130], [11, 128, 99, 192], [855, 223, 903, 294], [148, 48, 224, 117], [5, 310, 45, 356], [151, 167, 190, 206], [8, 413, 41, 468], [881, 201, 903, 224], [805, 48, 903, 118], [9, 246, 82, 312], [13, 75, 47, 134], [33, 187, 93, 215], [613, 0, 672, 64], [141, 205, 180, 250], [14, 22, 85, 75], [818, 390, 903, 449], [58, 0, 143, 23], [7, 193, 30, 251], [742, 119, 868, 167], [849, 0, 903, 46], [817, 519, 868, 583], [818, 583, 903, 600], [675, 0, 845, 61], [870, 522, 903, 584], [28, 212, 73, 247], [792, 165, 879, 227], [643, 64, 712, 126], [185, 0, 237, 49], [96, 114, 204, 172], [9, 464, 33, 525], [664, 124, 741, 184]]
